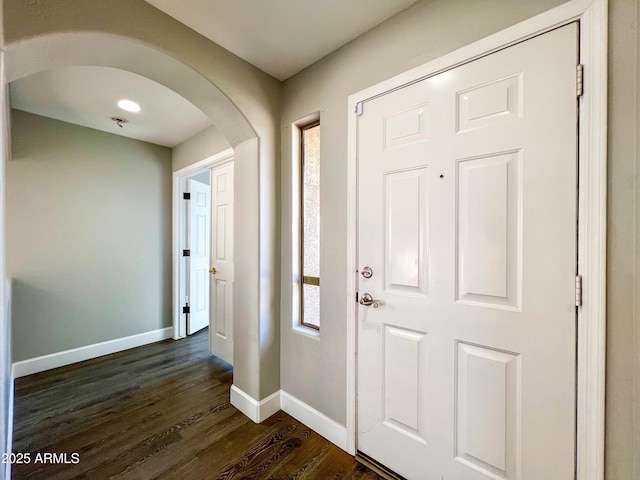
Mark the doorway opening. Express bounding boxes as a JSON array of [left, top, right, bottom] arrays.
[[173, 149, 235, 365]]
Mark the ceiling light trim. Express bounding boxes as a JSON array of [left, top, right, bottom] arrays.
[[117, 99, 141, 113]]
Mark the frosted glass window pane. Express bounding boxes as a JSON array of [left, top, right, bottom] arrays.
[[303, 284, 320, 329], [301, 123, 320, 329], [303, 124, 320, 278]]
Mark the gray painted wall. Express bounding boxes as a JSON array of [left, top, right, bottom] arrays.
[[635, 2, 640, 474], [280, 0, 638, 476], [172, 125, 230, 172], [607, 1, 639, 477], [7, 110, 173, 362]]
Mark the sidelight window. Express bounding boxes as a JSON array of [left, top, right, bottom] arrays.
[[300, 121, 320, 329]]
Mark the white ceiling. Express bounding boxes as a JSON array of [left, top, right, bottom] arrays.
[[145, 0, 420, 80], [9, 3, 420, 144], [10, 66, 212, 147]]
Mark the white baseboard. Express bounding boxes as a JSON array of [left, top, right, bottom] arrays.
[[230, 385, 280, 423], [230, 387, 347, 452], [280, 391, 347, 451], [258, 390, 281, 421], [12, 327, 173, 378]]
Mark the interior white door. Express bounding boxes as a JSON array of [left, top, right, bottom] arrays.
[[187, 178, 210, 335], [209, 162, 234, 364], [357, 24, 578, 480]]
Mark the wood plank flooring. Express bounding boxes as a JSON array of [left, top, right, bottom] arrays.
[[12, 329, 382, 479]]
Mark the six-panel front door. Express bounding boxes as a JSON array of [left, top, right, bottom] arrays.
[[357, 24, 578, 479]]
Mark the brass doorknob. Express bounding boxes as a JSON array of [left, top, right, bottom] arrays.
[[209, 267, 217, 275]]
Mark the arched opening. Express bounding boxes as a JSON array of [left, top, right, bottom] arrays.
[[1, 31, 279, 419]]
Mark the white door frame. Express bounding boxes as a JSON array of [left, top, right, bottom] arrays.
[[173, 148, 234, 340], [345, 1, 607, 478]]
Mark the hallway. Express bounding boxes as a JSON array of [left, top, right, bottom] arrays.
[[12, 330, 380, 479]]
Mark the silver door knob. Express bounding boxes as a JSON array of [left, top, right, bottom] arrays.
[[361, 266, 373, 279], [359, 293, 379, 308]]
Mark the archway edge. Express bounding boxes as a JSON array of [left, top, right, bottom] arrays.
[[3, 31, 278, 404], [4, 32, 257, 147]]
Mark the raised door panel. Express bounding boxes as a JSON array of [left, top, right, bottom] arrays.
[[456, 342, 521, 479], [194, 269, 206, 313], [384, 168, 429, 296], [195, 214, 207, 257], [216, 205, 227, 261], [217, 172, 228, 194], [383, 325, 429, 444], [214, 279, 227, 338], [456, 151, 521, 310], [384, 103, 430, 149], [457, 74, 522, 133]]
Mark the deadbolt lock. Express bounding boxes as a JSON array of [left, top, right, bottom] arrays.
[[361, 266, 373, 279]]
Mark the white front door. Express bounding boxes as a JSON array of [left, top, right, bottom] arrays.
[[357, 24, 578, 480], [209, 162, 234, 364], [187, 179, 210, 335]]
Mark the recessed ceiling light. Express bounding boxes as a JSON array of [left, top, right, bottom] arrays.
[[117, 99, 141, 113]]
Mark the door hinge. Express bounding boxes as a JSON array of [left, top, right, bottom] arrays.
[[576, 64, 584, 97], [183, 304, 190, 314], [356, 102, 364, 116], [575, 275, 583, 307], [183, 192, 191, 200], [183, 249, 190, 257]]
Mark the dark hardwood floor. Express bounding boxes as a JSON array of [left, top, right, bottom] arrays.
[[12, 329, 382, 479]]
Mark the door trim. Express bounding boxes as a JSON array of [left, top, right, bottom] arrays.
[[345, 1, 607, 479], [172, 148, 234, 340]]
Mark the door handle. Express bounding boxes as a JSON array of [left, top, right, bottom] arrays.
[[209, 267, 217, 275], [359, 293, 379, 308]]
